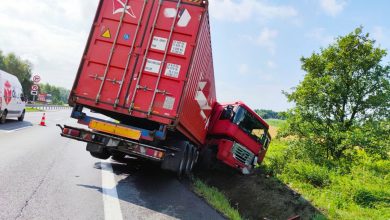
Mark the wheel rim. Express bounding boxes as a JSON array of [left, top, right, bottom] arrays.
[[185, 145, 194, 174], [177, 144, 188, 176], [190, 148, 198, 171]]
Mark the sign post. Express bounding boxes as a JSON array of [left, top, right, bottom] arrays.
[[31, 75, 41, 102]]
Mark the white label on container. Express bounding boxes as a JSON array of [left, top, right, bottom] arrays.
[[163, 96, 175, 110], [145, 59, 161, 73], [151, 36, 168, 51], [165, 63, 181, 78], [171, 40, 187, 55]]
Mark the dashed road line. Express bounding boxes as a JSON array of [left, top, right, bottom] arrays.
[[101, 161, 123, 220]]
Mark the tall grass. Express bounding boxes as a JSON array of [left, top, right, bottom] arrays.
[[263, 121, 390, 220]]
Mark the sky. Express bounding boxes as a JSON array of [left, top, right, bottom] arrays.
[[0, 0, 389, 111]]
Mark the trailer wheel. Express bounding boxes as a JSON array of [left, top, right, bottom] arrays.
[[161, 141, 189, 177], [90, 151, 111, 160], [185, 145, 198, 175], [184, 144, 194, 175], [87, 143, 110, 159], [111, 152, 126, 162], [191, 147, 199, 171], [0, 110, 7, 124]]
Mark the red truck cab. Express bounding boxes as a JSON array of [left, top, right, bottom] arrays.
[[207, 101, 271, 174]]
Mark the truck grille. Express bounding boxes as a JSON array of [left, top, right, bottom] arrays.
[[231, 142, 255, 165]]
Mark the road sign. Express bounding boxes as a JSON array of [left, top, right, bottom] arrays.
[[38, 94, 46, 102], [33, 75, 41, 84], [31, 85, 39, 91], [31, 91, 38, 96]]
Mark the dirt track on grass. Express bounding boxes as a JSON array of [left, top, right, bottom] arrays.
[[195, 167, 322, 220]]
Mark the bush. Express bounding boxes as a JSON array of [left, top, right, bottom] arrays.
[[354, 189, 381, 208], [286, 161, 330, 187]]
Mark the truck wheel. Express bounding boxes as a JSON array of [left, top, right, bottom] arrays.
[[90, 151, 111, 160], [184, 144, 194, 175], [111, 152, 126, 162], [191, 147, 199, 171], [197, 148, 216, 170], [185, 145, 199, 175], [0, 111, 7, 124], [161, 141, 189, 177], [87, 143, 110, 159], [18, 110, 25, 121]]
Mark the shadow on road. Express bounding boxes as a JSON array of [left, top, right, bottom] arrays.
[[78, 158, 225, 220], [0, 120, 33, 132]]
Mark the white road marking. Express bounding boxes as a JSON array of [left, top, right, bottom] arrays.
[[101, 161, 124, 220]]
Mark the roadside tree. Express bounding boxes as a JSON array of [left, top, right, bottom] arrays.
[[281, 27, 390, 161]]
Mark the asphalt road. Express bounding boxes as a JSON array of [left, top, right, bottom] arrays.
[[0, 110, 224, 220]]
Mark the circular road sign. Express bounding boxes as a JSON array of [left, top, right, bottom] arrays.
[[33, 75, 41, 83], [31, 84, 39, 91]]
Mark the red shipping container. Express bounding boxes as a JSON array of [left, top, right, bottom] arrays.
[[70, 0, 216, 146]]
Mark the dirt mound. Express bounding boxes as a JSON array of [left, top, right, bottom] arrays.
[[195, 167, 321, 220]]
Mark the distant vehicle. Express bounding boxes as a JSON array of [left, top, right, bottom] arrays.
[[0, 70, 26, 124], [59, 0, 271, 175]]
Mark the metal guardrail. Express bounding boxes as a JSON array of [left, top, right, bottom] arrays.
[[26, 104, 72, 110]]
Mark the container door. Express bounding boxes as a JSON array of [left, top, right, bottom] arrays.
[[125, 0, 204, 121], [76, 0, 153, 108]]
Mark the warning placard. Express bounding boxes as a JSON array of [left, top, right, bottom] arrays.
[[102, 29, 111, 38]]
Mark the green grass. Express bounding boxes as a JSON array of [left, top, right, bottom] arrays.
[[193, 179, 243, 220], [265, 119, 286, 127], [25, 107, 43, 112], [263, 139, 390, 220]]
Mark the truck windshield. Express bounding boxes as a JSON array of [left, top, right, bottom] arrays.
[[232, 106, 268, 144]]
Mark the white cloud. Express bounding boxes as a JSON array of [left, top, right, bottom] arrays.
[[239, 28, 279, 54], [209, 0, 298, 23], [238, 64, 250, 75], [305, 28, 334, 46], [257, 28, 279, 54], [371, 26, 384, 42], [319, 0, 347, 16], [371, 26, 390, 52], [0, 0, 98, 89], [267, 60, 276, 69]]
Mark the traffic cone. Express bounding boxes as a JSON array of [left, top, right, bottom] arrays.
[[40, 113, 46, 126]]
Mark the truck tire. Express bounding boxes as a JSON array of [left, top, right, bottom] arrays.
[[111, 152, 126, 162], [161, 141, 189, 177], [185, 144, 198, 175], [87, 143, 110, 159], [197, 147, 216, 170], [0, 111, 7, 124]]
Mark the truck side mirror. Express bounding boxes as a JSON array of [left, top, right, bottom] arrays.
[[21, 95, 26, 102], [221, 105, 234, 120]]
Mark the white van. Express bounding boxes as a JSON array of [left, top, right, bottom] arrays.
[[0, 70, 26, 124]]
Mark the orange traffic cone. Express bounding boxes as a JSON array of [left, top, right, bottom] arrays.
[[40, 113, 46, 126]]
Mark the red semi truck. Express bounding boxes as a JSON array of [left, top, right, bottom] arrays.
[[59, 0, 271, 175]]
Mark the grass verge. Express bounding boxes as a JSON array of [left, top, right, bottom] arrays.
[[193, 178, 243, 220], [263, 121, 390, 220], [25, 107, 43, 112]]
